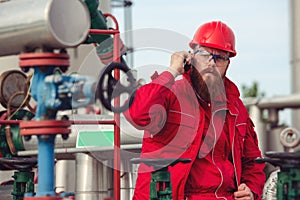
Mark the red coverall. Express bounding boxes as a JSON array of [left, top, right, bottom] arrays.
[[124, 71, 266, 200]]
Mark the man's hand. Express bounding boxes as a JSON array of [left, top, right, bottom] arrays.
[[234, 183, 254, 200], [169, 51, 192, 75]]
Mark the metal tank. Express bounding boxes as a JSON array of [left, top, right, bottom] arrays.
[[0, 0, 90, 56]]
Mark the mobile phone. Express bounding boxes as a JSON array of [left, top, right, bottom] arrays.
[[183, 59, 191, 72]]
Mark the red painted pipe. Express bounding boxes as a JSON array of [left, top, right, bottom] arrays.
[[113, 29, 121, 200]]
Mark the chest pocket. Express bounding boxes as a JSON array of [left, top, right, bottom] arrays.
[[236, 123, 247, 156]]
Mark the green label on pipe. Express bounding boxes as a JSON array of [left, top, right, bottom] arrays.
[[77, 130, 114, 147]]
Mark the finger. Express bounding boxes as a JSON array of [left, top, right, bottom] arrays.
[[171, 51, 185, 63], [180, 51, 190, 59], [238, 183, 247, 191], [234, 190, 248, 198], [234, 190, 253, 200], [170, 51, 190, 73], [185, 53, 193, 64], [234, 197, 251, 200]]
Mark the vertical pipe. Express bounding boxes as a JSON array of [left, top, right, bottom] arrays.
[[248, 105, 266, 154], [75, 153, 99, 200], [124, 1, 134, 67], [97, 160, 113, 199], [113, 31, 121, 200], [268, 108, 279, 128], [55, 160, 76, 193], [102, 160, 113, 198], [37, 135, 56, 196], [120, 159, 135, 199], [120, 159, 127, 199], [291, 0, 300, 130]]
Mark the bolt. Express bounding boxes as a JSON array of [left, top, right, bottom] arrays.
[[62, 134, 69, 140], [24, 136, 31, 141], [21, 67, 29, 73]]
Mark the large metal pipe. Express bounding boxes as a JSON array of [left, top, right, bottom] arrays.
[[243, 94, 300, 109], [55, 160, 76, 193], [75, 153, 112, 200], [120, 158, 137, 199], [124, 1, 134, 67], [75, 153, 99, 200], [0, 0, 90, 56], [248, 105, 266, 154], [291, 0, 300, 130]]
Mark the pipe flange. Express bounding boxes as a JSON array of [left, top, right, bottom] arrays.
[[19, 53, 69, 70], [20, 120, 71, 136]]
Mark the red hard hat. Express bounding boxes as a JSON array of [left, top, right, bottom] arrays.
[[189, 21, 236, 57]]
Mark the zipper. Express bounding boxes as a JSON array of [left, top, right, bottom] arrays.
[[211, 107, 228, 200], [228, 109, 239, 188]]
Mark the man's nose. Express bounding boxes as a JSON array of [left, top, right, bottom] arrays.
[[207, 56, 217, 67]]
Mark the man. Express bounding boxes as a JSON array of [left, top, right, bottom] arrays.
[[124, 21, 266, 200]]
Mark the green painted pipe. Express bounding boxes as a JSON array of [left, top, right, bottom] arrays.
[[82, 0, 111, 43], [82, 0, 127, 64]]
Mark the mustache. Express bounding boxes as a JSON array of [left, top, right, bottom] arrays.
[[198, 67, 219, 76]]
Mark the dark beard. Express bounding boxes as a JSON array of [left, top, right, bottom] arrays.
[[190, 68, 210, 102], [190, 67, 225, 103]]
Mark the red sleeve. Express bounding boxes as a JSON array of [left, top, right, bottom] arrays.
[[123, 71, 175, 134], [241, 118, 266, 200]]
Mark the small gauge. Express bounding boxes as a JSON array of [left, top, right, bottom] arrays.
[[280, 127, 300, 148], [0, 70, 28, 109]]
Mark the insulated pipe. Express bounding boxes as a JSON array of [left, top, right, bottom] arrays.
[[55, 160, 75, 194], [75, 153, 112, 200], [248, 105, 266, 154], [124, 1, 134, 67], [0, 0, 90, 56], [243, 94, 300, 109], [290, 0, 300, 130], [75, 153, 99, 200]]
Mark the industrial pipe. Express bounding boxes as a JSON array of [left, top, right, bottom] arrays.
[[243, 94, 300, 109], [0, 0, 90, 56]]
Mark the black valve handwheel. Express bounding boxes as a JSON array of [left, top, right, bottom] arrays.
[[97, 62, 136, 113]]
